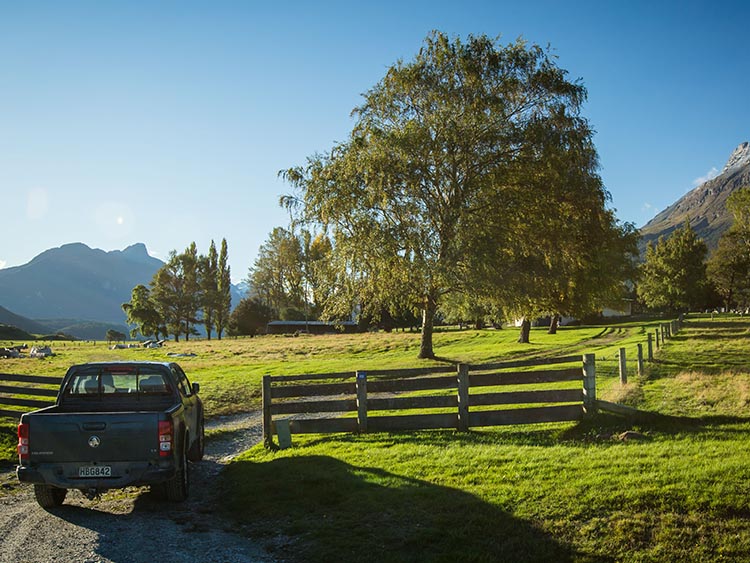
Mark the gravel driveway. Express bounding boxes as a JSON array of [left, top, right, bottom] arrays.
[[0, 412, 277, 563]]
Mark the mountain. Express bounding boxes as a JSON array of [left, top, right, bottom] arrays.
[[0, 305, 51, 335], [0, 243, 164, 324], [639, 142, 750, 254], [0, 242, 245, 333]]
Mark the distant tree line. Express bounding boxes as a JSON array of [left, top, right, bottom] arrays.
[[122, 239, 232, 341]]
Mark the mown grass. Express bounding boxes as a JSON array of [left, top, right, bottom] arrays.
[[217, 315, 750, 562], [0, 320, 671, 464]]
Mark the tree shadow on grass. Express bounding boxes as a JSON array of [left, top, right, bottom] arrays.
[[560, 412, 750, 443], [222, 455, 597, 563]]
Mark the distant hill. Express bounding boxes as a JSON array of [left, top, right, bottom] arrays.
[[0, 305, 51, 335], [36, 318, 132, 341], [640, 142, 750, 254], [0, 324, 36, 340], [0, 242, 246, 333], [0, 243, 164, 324]]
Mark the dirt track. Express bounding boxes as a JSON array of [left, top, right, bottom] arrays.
[[0, 412, 277, 563]]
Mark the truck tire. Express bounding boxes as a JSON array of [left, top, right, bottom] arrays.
[[34, 485, 67, 508], [188, 417, 205, 462], [165, 440, 189, 502]]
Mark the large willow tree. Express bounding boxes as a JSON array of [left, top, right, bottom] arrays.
[[282, 31, 630, 358]]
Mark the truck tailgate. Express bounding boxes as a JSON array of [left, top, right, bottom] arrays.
[[29, 412, 160, 463]]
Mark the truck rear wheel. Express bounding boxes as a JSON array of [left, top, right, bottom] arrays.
[[165, 441, 189, 502], [188, 417, 205, 462], [34, 485, 67, 508]]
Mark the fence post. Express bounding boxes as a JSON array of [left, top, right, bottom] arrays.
[[618, 347, 627, 384], [356, 371, 368, 433], [583, 354, 597, 415], [666, 323, 672, 339], [655, 329, 660, 349], [262, 375, 273, 448], [457, 364, 470, 432], [672, 320, 678, 335], [637, 343, 644, 376], [647, 333, 653, 361]]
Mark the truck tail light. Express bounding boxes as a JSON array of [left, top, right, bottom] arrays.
[[18, 422, 30, 463], [158, 421, 173, 457]]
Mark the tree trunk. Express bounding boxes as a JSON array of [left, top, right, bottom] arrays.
[[548, 314, 560, 335], [205, 310, 213, 341], [418, 295, 437, 359], [517, 318, 531, 343]]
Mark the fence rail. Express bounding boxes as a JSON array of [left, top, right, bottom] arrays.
[[0, 373, 61, 418], [263, 354, 597, 448]]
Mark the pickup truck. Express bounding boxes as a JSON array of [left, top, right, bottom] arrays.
[[17, 361, 204, 508]]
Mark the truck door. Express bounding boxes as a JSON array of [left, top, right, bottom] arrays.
[[171, 365, 200, 442]]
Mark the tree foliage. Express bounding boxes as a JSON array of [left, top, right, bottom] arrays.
[[282, 31, 633, 356], [105, 329, 127, 343], [122, 284, 164, 339], [200, 240, 219, 340], [707, 188, 750, 310], [214, 238, 232, 340], [638, 221, 708, 312], [707, 230, 750, 310], [123, 239, 232, 341], [250, 227, 305, 314], [228, 297, 274, 336]]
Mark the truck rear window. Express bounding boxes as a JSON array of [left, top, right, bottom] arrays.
[[65, 368, 172, 396]]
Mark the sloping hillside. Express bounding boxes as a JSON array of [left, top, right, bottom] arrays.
[[0, 243, 163, 324], [0, 305, 50, 335], [640, 142, 750, 253]]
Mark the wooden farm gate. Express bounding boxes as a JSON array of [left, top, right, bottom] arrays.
[[262, 354, 596, 447]]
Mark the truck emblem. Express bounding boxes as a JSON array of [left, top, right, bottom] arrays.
[[88, 436, 101, 448]]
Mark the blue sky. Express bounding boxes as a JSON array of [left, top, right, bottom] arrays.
[[1, 0, 748, 282]]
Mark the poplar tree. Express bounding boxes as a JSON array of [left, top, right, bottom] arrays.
[[200, 240, 219, 340], [214, 238, 232, 339]]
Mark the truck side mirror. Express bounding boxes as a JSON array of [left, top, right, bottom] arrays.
[[192, 382, 200, 395]]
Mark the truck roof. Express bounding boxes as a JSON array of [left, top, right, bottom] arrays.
[[69, 361, 175, 368]]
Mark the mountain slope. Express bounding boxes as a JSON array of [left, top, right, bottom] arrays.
[[640, 142, 750, 253], [0, 305, 51, 335], [0, 242, 245, 330], [0, 243, 164, 324]]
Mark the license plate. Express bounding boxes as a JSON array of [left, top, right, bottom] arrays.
[[78, 465, 112, 478]]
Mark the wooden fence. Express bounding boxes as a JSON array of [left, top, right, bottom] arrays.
[[0, 373, 61, 418], [262, 354, 597, 447]]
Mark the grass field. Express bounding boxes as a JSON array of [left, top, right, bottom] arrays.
[[0, 319, 684, 465], [217, 316, 750, 562], [4, 317, 749, 561]]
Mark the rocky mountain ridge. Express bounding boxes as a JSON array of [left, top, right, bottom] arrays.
[[639, 142, 750, 253]]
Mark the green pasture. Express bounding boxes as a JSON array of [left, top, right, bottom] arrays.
[[0, 320, 654, 423], [0, 319, 680, 465], [218, 315, 750, 562], [5, 316, 750, 561]]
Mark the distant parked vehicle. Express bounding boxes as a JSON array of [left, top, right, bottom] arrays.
[[17, 361, 204, 508]]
